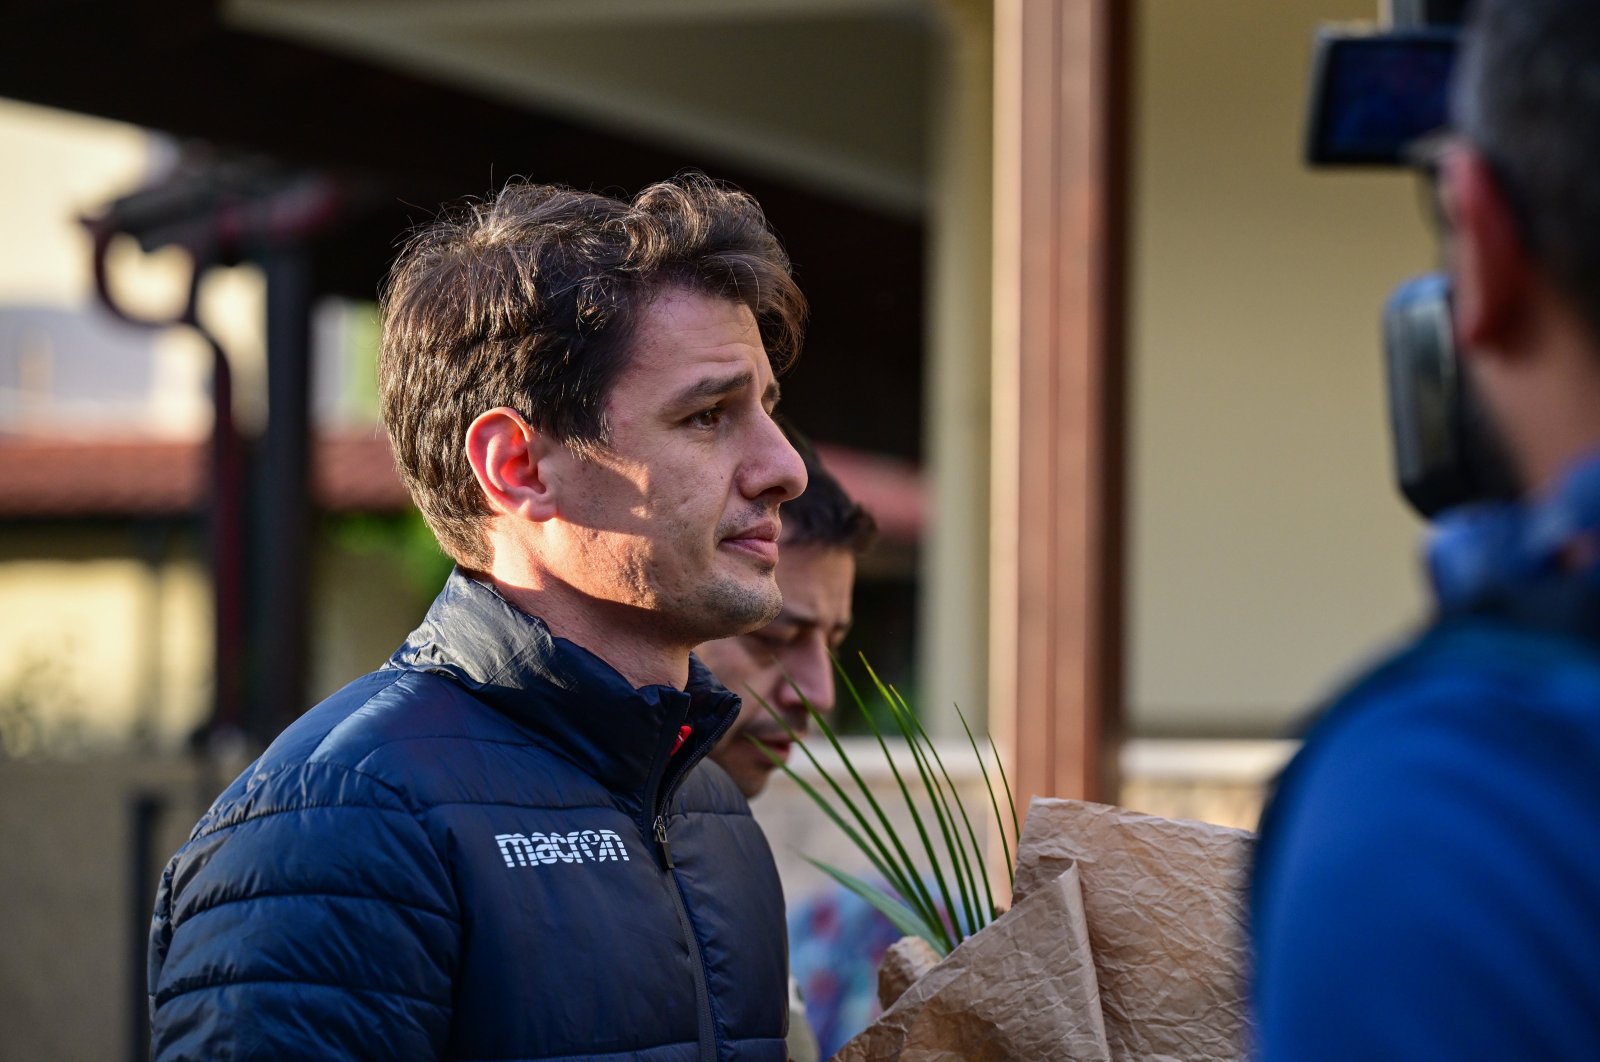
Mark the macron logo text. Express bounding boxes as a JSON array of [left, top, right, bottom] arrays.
[[495, 829, 632, 867]]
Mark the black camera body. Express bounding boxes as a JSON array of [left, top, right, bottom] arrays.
[[1303, 1, 1512, 519], [1380, 274, 1518, 515]]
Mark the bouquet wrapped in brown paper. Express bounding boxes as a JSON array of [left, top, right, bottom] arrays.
[[833, 799, 1255, 1062]]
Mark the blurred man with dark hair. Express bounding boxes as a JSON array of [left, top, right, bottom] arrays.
[[698, 430, 875, 798], [695, 431, 875, 1062], [149, 176, 807, 1061], [1251, 3, 1600, 1057]]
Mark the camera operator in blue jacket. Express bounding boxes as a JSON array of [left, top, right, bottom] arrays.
[[148, 175, 808, 1061], [1252, 2, 1600, 1057]]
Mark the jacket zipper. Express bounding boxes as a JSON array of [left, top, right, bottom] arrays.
[[655, 813, 715, 1062], [647, 704, 737, 1062]]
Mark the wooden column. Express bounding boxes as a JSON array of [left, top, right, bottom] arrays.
[[989, 0, 1129, 814]]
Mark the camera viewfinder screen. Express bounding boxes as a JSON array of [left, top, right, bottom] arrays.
[[1308, 34, 1457, 165]]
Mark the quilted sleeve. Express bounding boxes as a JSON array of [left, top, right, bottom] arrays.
[[148, 762, 459, 1061]]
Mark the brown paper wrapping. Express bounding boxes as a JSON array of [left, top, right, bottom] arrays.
[[877, 936, 943, 1010], [832, 798, 1254, 1062]]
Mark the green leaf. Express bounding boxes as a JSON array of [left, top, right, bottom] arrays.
[[843, 671, 961, 946], [890, 683, 995, 923], [756, 656, 1021, 951], [795, 669, 953, 949], [947, 700, 1011, 889], [803, 857, 950, 957], [752, 731, 935, 934], [866, 664, 980, 939], [755, 691, 951, 950], [984, 706, 1021, 841]]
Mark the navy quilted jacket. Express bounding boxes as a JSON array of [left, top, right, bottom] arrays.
[[148, 570, 789, 1061]]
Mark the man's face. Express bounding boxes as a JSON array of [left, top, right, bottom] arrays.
[[546, 289, 806, 648], [698, 542, 856, 798]]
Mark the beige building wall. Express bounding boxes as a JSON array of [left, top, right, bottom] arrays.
[[0, 530, 211, 753], [0, 97, 265, 438], [0, 99, 150, 304], [0, 102, 204, 754], [1127, 0, 1438, 737]]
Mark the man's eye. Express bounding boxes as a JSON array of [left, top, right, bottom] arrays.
[[689, 407, 725, 429], [746, 632, 790, 655]]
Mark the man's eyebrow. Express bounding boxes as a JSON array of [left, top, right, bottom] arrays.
[[767, 607, 848, 632], [764, 379, 782, 410], [670, 370, 752, 408], [749, 607, 812, 634]]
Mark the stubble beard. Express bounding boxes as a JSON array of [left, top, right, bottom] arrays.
[[682, 504, 785, 640], [683, 568, 782, 642]]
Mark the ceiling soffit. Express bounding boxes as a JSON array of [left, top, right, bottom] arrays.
[[227, 0, 935, 214]]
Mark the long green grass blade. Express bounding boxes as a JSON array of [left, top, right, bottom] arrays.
[[755, 738, 927, 926], [899, 705, 979, 938], [752, 699, 945, 945], [849, 659, 966, 947], [757, 684, 951, 950], [802, 666, 951, 947], [758, 656, 1024, 952], [864, 663, 979, 940], [837, 664, 962, 944], [986, 709, 1021, 841], [953, 700, 1014, 890], [799, 689, 952, 950], [750, 710, 903, 895], [803, 857, 949, 956], [828, 663, 958, 945], [890, 685, 995, 923]]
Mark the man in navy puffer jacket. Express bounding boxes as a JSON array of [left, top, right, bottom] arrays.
[[149, 175, 811, 1061]]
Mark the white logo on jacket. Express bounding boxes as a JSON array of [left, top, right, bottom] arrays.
[[495, 829, 632, 867]]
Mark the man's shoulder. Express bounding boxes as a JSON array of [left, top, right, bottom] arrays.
[[1252, 617, 1600, 1058], [268, 666, 520, 769], [1316, 616, 1600, 744], [200, 665, 564, 832], [1259, 616, 1600, 890]]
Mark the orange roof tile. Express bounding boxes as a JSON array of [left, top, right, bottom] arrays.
[[0, 429, 408, 518]]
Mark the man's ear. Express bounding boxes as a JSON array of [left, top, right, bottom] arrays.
[[464, 407, 561, 522], [1444, 146, 1534, 355]]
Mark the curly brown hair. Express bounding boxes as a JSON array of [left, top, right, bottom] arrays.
[[378, 174, 807, 569]]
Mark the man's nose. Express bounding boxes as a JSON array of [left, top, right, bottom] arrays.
[[776, 642, 835, 716], [743, 415, 807, 503]]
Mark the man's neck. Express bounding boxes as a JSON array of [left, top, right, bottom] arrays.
[[1493, 320, 1600, 499], [479, 572, 692, 690], [1504, 348, 1600, 499]]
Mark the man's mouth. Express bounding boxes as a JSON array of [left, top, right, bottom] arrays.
[[747, 732, 794, 764], [720, 518, 781, 563]]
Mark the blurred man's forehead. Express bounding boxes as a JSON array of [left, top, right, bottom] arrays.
[[773, 545, 855, 622]]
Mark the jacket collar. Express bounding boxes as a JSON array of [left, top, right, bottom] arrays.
[[389, 568, 742, 816], [1429, 447, 1600, 613]]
